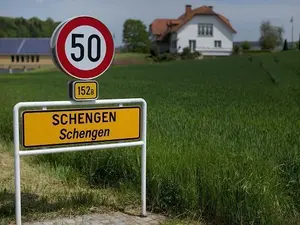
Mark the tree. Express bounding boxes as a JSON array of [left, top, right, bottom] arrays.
[[233, 45, 240, 54], [0, 16, 59, 37], [282, 39, 288, 51], [122, 19, 150, 53], [241, 41, 251, 50], [259, 20, 284, 50]]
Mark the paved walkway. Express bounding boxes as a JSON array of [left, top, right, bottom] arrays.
[[24, 211, 166, 225]]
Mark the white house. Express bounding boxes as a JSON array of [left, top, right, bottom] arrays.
[[149, 4, 237, 56]]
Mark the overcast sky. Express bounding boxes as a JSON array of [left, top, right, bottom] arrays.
[[1, 0, 299, 46]]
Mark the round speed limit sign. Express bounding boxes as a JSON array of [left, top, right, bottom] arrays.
[[51, 15, 114, 80]]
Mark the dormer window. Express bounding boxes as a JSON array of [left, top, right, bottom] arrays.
[[198, 23, 213, 36]]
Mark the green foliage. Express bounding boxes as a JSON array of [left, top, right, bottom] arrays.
[[180, 47, 201, 60], [241, 41, 251, 50], [259, 20, 284, 50], [0, 16, 60, 37], [150, 46, 201, 62], [290, 42, 298, 50], [283, 39, 288, 51], [151, 50, 201, 62], [122, 19, 150, 53], [150, 43, 160, 58], [181, 47, 191, 56], [152, 53, 178, 62], [1, 52, 300, 224], [233, 45, 240, 54], [242, 50, 272, 56]]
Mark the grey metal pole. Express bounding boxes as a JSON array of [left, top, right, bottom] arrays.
[[13, 105, 21, 225], [141, 100, 147, 217]]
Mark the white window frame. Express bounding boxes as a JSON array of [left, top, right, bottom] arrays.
[[214, 40, 222, 48], [198, 23, 213, 37], [189, 40, 196, 52]]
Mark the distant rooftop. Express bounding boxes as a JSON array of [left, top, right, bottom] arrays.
[[0, 37, 120, 55], [0, 38, 51, 55]]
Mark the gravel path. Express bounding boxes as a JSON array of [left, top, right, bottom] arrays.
[[24, 211, 166, 225]]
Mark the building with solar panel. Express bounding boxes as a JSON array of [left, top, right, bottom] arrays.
[[0, 38, 53, 70]]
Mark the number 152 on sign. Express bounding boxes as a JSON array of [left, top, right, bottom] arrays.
[[69, 80, 99, 101]]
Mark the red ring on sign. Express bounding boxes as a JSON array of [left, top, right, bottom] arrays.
[[56, 16, 114, 80]]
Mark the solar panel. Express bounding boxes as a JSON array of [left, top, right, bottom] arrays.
[[0, 38, 23, 54], [19, 38, 51, 55]]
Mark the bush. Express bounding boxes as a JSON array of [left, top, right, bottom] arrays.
[[243, 50, 272, 54], [181, 47, 191, 57], [191, 51, 202, 59], [290, 42, 298, 50], [180, 47, 201, 60], [241, 41, 251, 50], [151, 47, 201, 62], [149, 46, 201, 62], [158, 53, 177, 62], [233, 45, 240, 54], [151, 53, 178, 62], [150, 44, 159, 58]]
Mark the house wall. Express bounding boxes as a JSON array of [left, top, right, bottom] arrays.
[[0, 55, 54, 69], [175, 15, 234, 56], [0, 56, 11, 65]]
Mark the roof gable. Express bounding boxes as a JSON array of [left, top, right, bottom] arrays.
[[150, 5, 237, 41]]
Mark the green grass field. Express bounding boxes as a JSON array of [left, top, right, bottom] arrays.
[[1, 51, 300, 224], [114, 52, 147, 59]]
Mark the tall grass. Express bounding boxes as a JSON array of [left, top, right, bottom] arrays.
[[1, 52, 300, 224]]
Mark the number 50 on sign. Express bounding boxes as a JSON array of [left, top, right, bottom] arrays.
[[51, 15, 114, 80], [71, 34, 101, 63]]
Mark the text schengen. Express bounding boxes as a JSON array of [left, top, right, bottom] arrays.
[[22, 107, 140, 147], [52, 111, 116, 141]]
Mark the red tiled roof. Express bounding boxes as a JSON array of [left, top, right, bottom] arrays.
[[150, 19, 181, 35], [150, 5, 237, 41]]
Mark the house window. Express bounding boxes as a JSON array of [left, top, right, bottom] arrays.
[[16, 56, 19, 62], [171, 40, 177, 49], [214, 40, 222, 48], [21, 56, 24, 62], [26, 56, 30, 62], [189, 40, 196, 52], [11, 56, 14, 62], [31, 55, 35, 62], [198, 23, 213, 36], [36, 55, 40, 62]]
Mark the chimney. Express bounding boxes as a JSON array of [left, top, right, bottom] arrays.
[[208, 6, 213, 10], [185, 4, 192, 14]]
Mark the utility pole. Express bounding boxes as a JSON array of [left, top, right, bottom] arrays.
[[291, 16, 294, 44], [298, 33, 300, 50]]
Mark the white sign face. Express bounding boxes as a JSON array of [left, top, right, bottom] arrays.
[[65, 25, 107, 71]]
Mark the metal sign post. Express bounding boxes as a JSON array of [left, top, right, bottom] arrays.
[[14, 98, 147, 225], [13, 15, 147, 225]]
